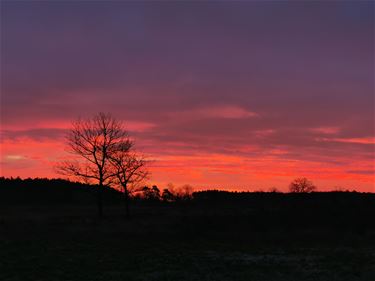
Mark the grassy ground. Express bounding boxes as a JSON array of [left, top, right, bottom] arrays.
[[1, 205, 374, 281]]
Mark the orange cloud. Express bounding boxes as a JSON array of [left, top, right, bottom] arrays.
[[316, 137, 375, 145]]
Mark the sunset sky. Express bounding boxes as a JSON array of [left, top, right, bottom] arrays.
[[1, 1, 374, 192]]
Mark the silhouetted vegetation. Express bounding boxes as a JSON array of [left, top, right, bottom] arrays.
[[1, 177, 374, 234], [0, 177, 193, 206], [289, 177, 317, 193], [57, 112, 148, 217], [0, 177, 123, 205]]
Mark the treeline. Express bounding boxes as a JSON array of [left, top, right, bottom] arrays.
[[2, 177, 374, 233], [0, 177, 118, 205], [1, 177, 373, 205], [0, 177, 193, 205], [193, 189, 375, 215]]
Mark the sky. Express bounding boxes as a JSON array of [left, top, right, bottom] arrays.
[[1, 1, 374, 192]]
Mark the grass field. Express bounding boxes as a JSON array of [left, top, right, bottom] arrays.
[[1, 204, 374, 281]]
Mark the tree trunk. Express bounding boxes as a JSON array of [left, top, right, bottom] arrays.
[[124, 186, 130, 219], [97, 184, 103, 217]]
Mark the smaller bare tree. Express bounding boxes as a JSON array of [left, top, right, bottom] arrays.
[[110, 150, 149, 218], [176, 184, 193, 200], [289, 177, 317, 193], [268, 187, 281, 193]]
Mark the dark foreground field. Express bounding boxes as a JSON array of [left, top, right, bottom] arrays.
[[1, 203, 375, 281], [1, 180, 375, 281]]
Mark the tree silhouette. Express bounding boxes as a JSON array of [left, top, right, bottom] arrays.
[[162, 188, 175, 202], [57, 112, 132, 216], [110, 150, 149, 218], [289, 177, 317, 193], [177, 184, 193, 201], [139, 185, 161, 201]]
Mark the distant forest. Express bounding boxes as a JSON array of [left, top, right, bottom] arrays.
[[1, 176, 373, 205], [2, 177, 375, 233]]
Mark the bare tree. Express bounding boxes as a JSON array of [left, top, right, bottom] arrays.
[[58, 112, 132, 216], [268, 187, 281, 193], [110, 150, 149, 218], [162, 188, 175, 202], [177, 184, 193, 200], [289, 177, 317, 193], [162, 183, 193, 201]]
